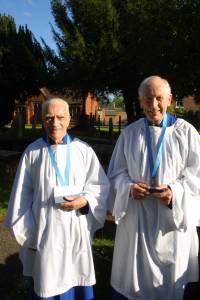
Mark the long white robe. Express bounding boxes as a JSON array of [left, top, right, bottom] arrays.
[[108, 118, 200, 300], [5, 137, 110, 298]]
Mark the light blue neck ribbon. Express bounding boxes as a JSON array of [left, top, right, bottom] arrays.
[[144, 113, 168, 185], [47, 134, 71, 186]]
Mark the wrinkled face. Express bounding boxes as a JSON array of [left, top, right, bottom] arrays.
[[43, 103, 70, 143], [139, 79, 172, 124]]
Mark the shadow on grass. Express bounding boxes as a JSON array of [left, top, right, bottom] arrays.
[[93, 220, 115, 299], [0, 240, 114, 300], [0, 253, 29, 300], [93, 240, 113, 300]]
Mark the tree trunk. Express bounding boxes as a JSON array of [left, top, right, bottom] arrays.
[[123, 88, 142, 124], [75, 89, 90, 130]]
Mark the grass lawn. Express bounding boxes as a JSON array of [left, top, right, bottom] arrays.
[[0, 161, 13, 219], [0, 186, 10, 219]]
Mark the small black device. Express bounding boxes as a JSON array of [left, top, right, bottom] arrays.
[[148, 187, 167, 193]]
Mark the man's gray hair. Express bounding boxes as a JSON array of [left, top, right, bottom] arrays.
[[138, 75, 172, 99], [42, 98, 70, 116]]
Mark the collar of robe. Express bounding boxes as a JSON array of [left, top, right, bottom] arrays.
[[147, 121, 163, 127], [43, 134, 72, 145], [146, 113, 177, 127]]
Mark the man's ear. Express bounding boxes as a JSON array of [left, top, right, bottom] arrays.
[[67, 116, 71, 127], [139, 97, 144, 109], [168, 94, 173, 106]]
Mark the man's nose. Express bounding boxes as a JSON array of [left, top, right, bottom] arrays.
[[151, 97, 158, 108], [52, 116, 59, 125]]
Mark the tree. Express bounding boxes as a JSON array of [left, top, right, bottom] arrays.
[[0, 14, 48, 127], [49, 0, 200, 123], [112, 96, 124, 108], [0, 14, 17, 127]]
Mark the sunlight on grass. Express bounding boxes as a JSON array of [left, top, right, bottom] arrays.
[[93, 238, 114, 247], [93, 238, 113, 299], [0, 158, 14, 218], [0, 183, 10, 217]]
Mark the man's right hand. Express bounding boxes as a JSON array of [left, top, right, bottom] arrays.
[[130, 182, 150, 199]]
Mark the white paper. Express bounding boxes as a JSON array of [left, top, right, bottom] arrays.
[[54, 186, 83, 204]]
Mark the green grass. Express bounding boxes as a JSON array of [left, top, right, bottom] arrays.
[[93, 238, 114, 247], [92, 238, 114, 299], [0, 160, 13, 218], [95, 126, 122, 133], [0, 186, 10, 216]]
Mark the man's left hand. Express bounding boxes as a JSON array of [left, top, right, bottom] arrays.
[[152, 185, 173, 206]]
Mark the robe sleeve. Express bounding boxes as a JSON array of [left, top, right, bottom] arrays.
[[4, 150, 37, 248], [107, 132, 133, 223], [168, 124, 200, 229], [81, 146, 110, 235]]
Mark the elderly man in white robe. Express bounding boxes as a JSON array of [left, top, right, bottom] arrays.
[[5, 98, 110, 300], [108, 76, 200, 300]]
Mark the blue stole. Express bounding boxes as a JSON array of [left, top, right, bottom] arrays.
[[144, 113, 176, 186], [43, 134, 71, 186]]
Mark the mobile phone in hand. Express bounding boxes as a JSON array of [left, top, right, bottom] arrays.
[[148, 187, 167, 193]]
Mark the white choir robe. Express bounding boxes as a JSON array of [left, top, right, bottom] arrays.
[[108, 118, 200, 300], [5, 137, 110, 298]]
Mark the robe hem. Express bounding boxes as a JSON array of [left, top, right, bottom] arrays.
[[32, 278, 96, 298], [111, 283, 133, 300]]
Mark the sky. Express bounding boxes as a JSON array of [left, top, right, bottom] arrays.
[[0, 0, 57, 51]]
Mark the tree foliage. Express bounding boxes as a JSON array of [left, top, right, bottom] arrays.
[[112, 96, 124, 108], [0, 14, 48, 127], [50, 0, 200, 123], [49, 0, 119, 90]]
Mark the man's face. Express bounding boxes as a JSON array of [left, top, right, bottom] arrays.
[[139, 79, 172, 124], [43, 103, 70, 143]]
